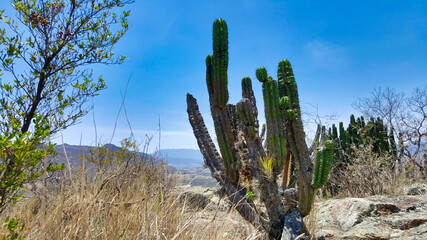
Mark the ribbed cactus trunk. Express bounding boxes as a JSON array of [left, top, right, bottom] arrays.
[[257, 67, 287, 169], [205, 20, 239, 183], [187, 19, 335, 240], [277, 60, 317, 216], [212, 19, 229, 107]]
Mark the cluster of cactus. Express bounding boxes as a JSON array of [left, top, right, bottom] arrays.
[[186, 19, 334, 239], [328, 114, 396, 160]]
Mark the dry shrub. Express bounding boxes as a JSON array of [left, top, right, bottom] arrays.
[[325, 145, 413, 198]]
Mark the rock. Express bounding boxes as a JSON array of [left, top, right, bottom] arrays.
[[405, 183, 427, 195], [281, 208, 308, 240], [178, 191, 210, 210], [176, 185, 232, 211], [313, 195, 427, 239], [281, 188, 299, 209]]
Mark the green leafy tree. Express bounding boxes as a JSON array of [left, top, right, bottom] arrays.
[[0, 0, 132, 213]]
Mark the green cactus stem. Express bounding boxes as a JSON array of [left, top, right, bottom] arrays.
[[313, 141, 334, 188], [206, 54, 214, 101], [206, 53, 234, 181], [277, 60, 299, 111], [279, 96, 290, 110], [212, 19, 229, 107], [256, 67, 268, 83], [237, 98, 257, 137], [258, 75, 286, 168], [241, 77, 258, 129]]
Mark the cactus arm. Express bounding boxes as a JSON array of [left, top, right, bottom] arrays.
[[319, 145, 333, 185], [258, 75, 286, 168], [278, 59, 315, 216], [278, 60, 309, 159], [283, 118, 316, 216], [256, 67, 268, 83], [237, 98, 257, 139], [206, 54, 215, 103], [242, 77, 256, 110], [241, 77, 259, 134], [187, 93, 266, 231], [312, 141, 334, 188], [237, 98, 285, 240], [187, 93, 224, 174], [308, 124, 321, 154], [321, 125, 327, 143], [212, 19, 229, 107], [207, 20, 239, 183], [207, 53, 235, 178], [312, 150, 323, 188]]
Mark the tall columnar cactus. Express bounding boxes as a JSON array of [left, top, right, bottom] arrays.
[[332, 124, 338, 141], [205, 20, 238, 183], [257, 68, 286, 168], [187, 19, 334, 240], [212, 19, 229, 107], [276, 59, 327, 216], [313, 141, 334, 188], [339, 122, 349, 152], [329, 115, 394, 164]]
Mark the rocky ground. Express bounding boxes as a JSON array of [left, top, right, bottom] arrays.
[[178, 183, 427, 239], [314, 195, 427, 239]]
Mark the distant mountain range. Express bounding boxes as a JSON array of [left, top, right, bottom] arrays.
[[158, 149, 204, 169], [53, 143, 204, 170]]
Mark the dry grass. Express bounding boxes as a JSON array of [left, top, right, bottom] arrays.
[[0, 145, 259, 240], [324, 145, 421, 198], [303, 200, 319, 240], [1, 141, 424, 239]]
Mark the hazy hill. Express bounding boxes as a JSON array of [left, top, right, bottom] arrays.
[[52, 144, 204, 170], [159, 149, 204, 169], [53, 144, 94, 167]]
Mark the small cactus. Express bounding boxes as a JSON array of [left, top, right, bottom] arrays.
[[313, 141, 334, 188]]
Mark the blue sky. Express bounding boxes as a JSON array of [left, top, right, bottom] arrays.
[[1, 1, 426, 152]]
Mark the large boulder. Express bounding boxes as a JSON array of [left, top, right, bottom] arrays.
[[314, 195, 427, 239]]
